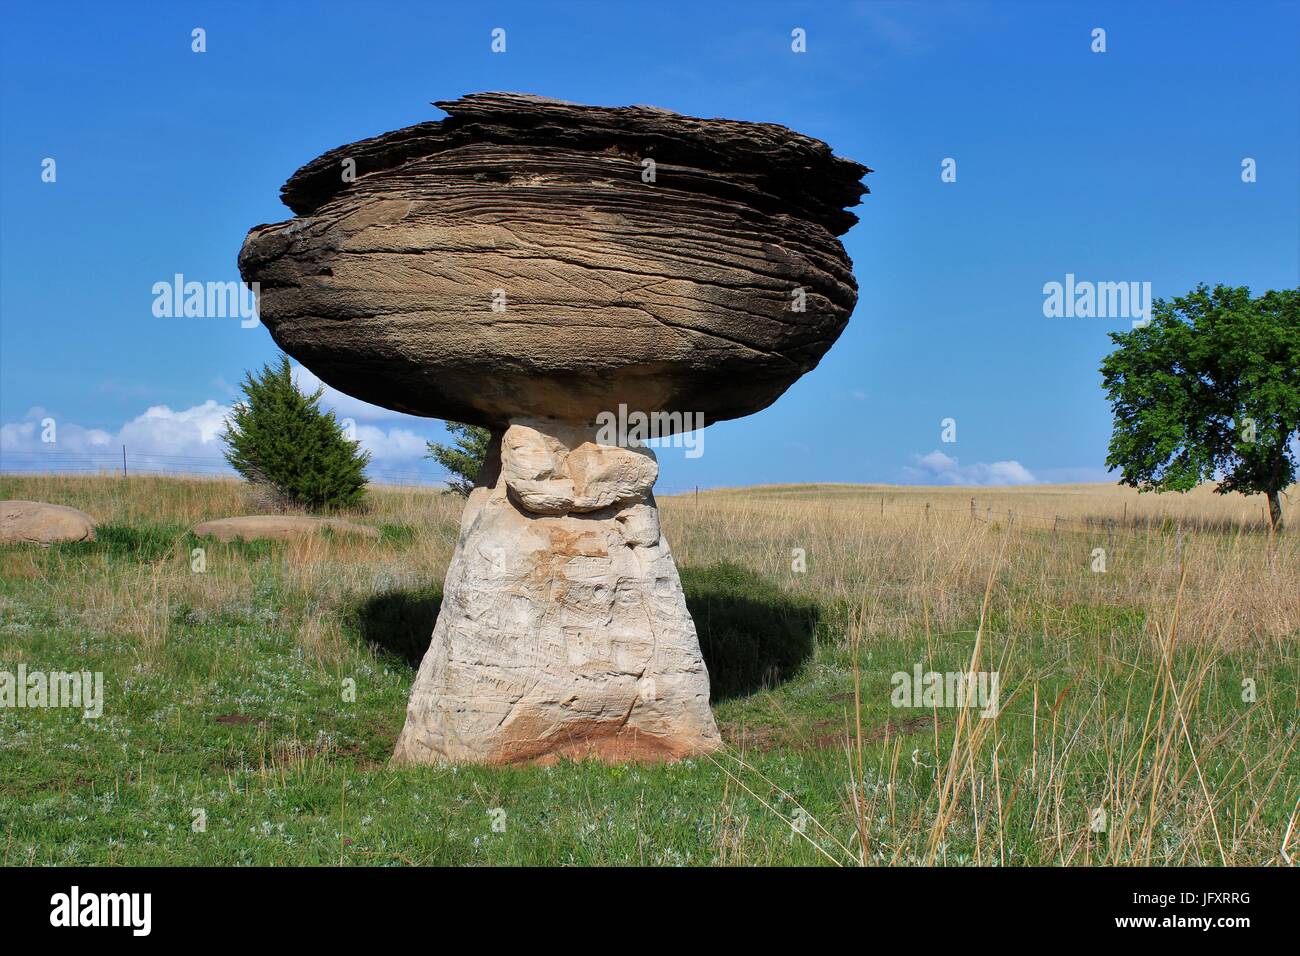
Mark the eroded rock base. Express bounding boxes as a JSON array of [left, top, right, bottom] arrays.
[[392, 420, 721, 765]]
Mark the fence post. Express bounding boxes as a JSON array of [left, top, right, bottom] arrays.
[[121, 446, 127, 479], [970, 497, 975, 519]]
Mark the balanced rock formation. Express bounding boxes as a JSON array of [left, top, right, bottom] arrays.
[[0, 501, 96, 546], [239, 93, 868, 764], [192, 515, 379, 542]]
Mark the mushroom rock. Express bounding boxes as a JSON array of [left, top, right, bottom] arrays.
[[238, 92, 869, 764]]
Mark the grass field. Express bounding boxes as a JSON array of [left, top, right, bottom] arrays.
[[1, 474, 1296, 866]]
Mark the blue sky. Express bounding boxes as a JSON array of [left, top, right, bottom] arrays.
[[2, 1, 1296, 491]]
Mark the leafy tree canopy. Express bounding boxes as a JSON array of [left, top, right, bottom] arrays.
[[1100, 284, 1299, 529]]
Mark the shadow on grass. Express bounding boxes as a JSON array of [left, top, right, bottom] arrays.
[[34, 523, 280, 563], [680, 563, 818, 702], [348, 586, 443, 668], [40, 522, 190, 562], [347, 562, 817, 702]]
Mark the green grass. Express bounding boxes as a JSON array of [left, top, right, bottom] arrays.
[[1, 515, 1295, 866]]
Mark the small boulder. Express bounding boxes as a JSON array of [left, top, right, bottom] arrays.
[[0, 500, 97, 546], [191, 515, 379, 542], [501, 421, 658, 516], [567, 441, 657, 512]]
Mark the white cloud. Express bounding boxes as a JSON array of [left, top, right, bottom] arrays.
[[119, 401, 232, 458], [290, 364, 438, 468], [1, 402, 232, 473], [1, 407, 115, 456], [291, 364, 414, 423], [903, 449, 1036, 486], [353, 423, 430, 462], [2, 383, 442, 478]]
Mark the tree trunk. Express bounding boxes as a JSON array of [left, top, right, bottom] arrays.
[[1266, 489, 1283, 533]]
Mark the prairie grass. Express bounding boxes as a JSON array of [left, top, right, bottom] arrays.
[[0, 473, 1295, 865]]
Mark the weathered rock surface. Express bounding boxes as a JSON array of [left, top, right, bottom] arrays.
[[392, 423, 720, 764], [240, 93, 867, 765], [239, 92, 869, 431], [192, 515, 379, 542], [500, 419, 658, 514], [0, 501, 96, 545]]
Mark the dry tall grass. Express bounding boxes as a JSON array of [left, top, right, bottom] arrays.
[[663, 483, 1298, 649], [3, 473, 1295, 865], [0, 475, 463, 670], [3, 474, 1295, 656]]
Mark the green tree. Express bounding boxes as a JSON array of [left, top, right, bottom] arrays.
[[426, 422, 492, 496], [222, 356, 370, 510], [1100, 284, 1299, 531]]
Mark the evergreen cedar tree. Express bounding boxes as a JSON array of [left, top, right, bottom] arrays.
[[426, 423, 492, 497], [222, 356, 370, 510]]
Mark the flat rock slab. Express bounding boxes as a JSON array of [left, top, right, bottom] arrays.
[[0, 500, 96, 545], [192, 515, 379, 542], [239, 92, 870, 430]]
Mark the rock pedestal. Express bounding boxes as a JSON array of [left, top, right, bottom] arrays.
[[392, 421, 720, 764]]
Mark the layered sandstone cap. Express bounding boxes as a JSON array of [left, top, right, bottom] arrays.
[[239, 92, 869, 430]]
